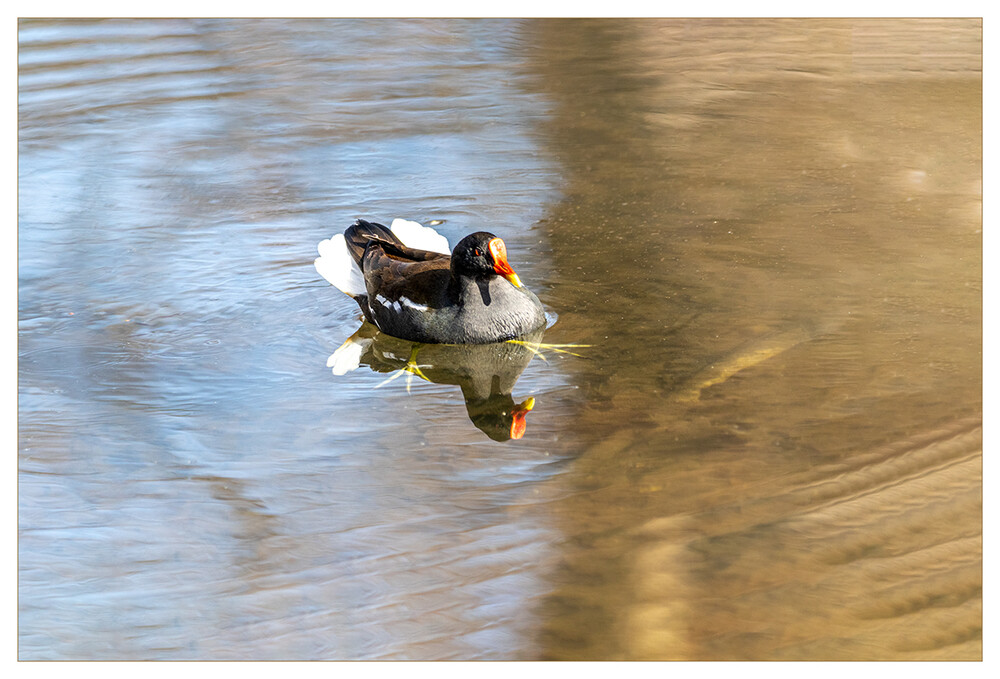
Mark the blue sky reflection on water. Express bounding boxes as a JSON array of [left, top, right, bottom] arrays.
[[19, 18, 575, 660]]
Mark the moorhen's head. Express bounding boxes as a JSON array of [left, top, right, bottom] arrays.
[[467, 394, 536, 441], [451, 232, 523, 287]]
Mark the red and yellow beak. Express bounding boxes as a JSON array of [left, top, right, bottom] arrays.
[[510, 397, 536, 440], [488, 238, 523, 288]]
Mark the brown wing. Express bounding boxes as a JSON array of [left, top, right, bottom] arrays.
[[369, 238, 450, 264], [345, 219, 449, 266], [362, 242, 452, 307]]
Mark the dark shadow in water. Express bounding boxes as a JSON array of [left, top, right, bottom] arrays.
[[326, 324, 543, 442]]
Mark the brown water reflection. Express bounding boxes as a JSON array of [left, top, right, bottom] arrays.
[[526, 19, 981, 660]]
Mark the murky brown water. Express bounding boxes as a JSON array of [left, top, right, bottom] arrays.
[[19, 18, 981, 660]]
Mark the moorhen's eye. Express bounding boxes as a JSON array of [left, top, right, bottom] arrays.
[[473, 248, 483, 257]]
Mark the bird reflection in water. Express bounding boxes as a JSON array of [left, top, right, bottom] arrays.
[[325, 325, 568, 441]]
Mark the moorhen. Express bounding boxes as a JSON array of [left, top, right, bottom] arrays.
[[316, 219, 546, 344]]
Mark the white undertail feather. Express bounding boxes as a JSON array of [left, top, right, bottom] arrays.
[[315, 219, 451, 297], [315, 234, 366, 297], [326, 334, 374, 375], [389, 218, 451, 254]]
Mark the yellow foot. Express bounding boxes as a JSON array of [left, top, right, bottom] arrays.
[[374, 345, 430, 393], [505, 339, 592, 360]]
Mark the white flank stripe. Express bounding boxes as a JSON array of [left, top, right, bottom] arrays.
[[375, 294, 402, 313], [399, 296, 429, 311]]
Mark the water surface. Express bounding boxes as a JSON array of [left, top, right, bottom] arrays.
[[18, 18, 981, 660]]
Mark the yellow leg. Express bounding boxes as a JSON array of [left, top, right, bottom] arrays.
[[374, 344, 430, 393], [506, 339, 592, 359]]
